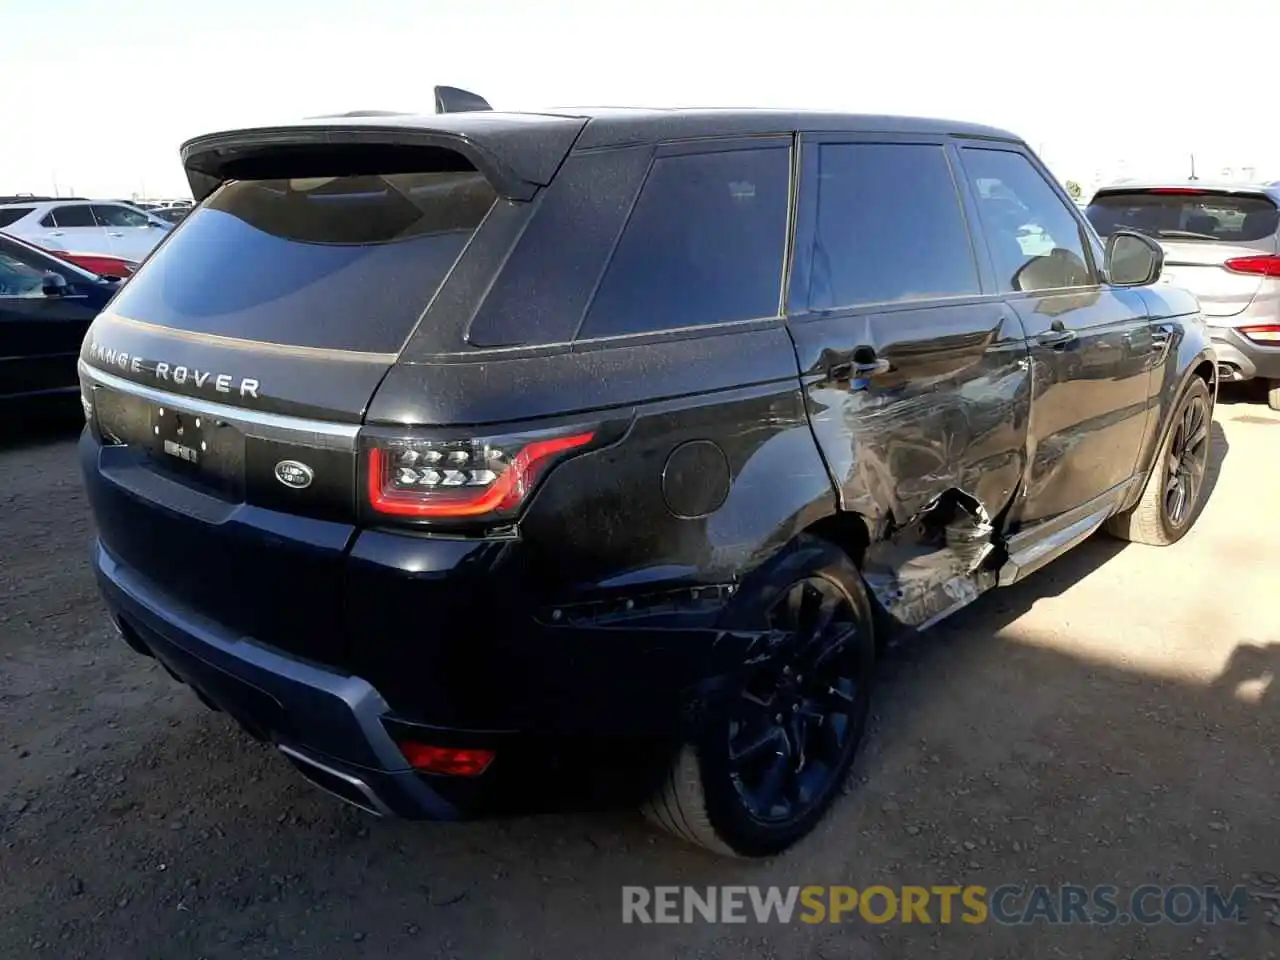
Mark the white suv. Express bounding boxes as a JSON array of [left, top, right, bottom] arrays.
[[0, 199, 172, 262]]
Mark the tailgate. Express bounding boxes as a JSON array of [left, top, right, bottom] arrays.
[[1157, 239, 1272, 318], [79, 149, 512, 666], [1086, 187, 1279, 317]]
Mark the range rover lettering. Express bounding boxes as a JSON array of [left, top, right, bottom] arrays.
[[78, 88, 1217, 857]]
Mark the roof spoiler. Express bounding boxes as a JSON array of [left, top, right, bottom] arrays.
[[434, 85, 491, 114]]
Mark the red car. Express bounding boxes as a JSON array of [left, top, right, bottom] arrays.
[[48, 249, 138, 279], [0, 234, 138, 279]]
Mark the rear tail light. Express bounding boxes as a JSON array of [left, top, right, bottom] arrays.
[[398, 742, 494, 777], [1238, 324, 1280, 344], [366, 426, 597, 520], [1224, 255, 1280, 278]]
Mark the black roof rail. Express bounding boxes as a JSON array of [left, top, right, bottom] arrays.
[[0, 195, 86, 204], [434, 85, 491, 114], [306, 109, 413, 119]]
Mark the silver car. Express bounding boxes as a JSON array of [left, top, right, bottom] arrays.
[[1086, 182, 1280, 408]]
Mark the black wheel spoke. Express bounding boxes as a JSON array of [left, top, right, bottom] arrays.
[[785, 582, 807, 628], [730, 723, 783, 765], [755, 746, 794, 813], [815, 679, 857, 713], [810, 590, 841, 641], [1187, 420, 1208, 454], [804, 624, 857, 673]]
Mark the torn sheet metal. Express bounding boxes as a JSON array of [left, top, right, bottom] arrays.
[[861, 489, 999, 629]]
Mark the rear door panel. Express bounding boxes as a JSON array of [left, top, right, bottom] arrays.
[[787, 134, 1031, 629]]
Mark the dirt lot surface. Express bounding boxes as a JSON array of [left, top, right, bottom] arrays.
[[1, 390, 1278, 960]]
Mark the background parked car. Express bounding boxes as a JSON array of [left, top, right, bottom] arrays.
[[0, 199, 172, 262], [0, 232, 121, 404], [148, 206, 189, 225], [1085, 182, 1280, 408], [31, 245, 138, 279]]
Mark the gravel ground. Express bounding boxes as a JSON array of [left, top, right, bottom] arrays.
[[1, 389, 1278, 960]]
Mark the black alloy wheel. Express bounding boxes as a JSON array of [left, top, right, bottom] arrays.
[[728, 575, 867, 825], [1163, 390, 1210, 529], [642, 535, 877, 858]]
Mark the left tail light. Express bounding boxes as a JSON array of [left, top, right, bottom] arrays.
[[365, 424, 600, 522]]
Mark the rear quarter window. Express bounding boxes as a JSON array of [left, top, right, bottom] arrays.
[[1086, 191, 1280, 243], [106, 169, 498, 354], [0, 207, 34, 228], [577, 146, 791, 340]]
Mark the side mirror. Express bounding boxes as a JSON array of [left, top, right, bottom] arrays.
[[1105, 230, 1163, 286], [41, 272, 69, 297]]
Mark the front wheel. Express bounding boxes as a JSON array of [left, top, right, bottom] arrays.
[[1105, 376, 1213, 545], [642, 536, 876, 857]]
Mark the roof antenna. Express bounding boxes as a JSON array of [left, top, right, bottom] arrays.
[[1189, 152, 1198, 181], [434, 86, 492, 114]]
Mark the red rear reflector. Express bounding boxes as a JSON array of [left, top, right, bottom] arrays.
[[1238, 324, 1280, 344], [398, 742, 495, 777], [368, 430, 595, 519], [1224, 255, 1280, 278]]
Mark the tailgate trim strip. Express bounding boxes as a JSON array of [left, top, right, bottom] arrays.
[[80, 361, 361, 451]]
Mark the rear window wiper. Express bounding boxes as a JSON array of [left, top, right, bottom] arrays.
[[1155, 229, 1220, 241]]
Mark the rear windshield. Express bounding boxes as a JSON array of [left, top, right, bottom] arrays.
[[0, 207, 34, 228], [107, 169, 498, 354], [1086, 190, 1279, 243]]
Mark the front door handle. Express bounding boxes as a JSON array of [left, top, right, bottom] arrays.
[[107, 232, 124, 238]]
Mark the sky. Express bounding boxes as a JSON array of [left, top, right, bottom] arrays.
[[4, 0, 1279, 199]]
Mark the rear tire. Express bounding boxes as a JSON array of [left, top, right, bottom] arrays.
[[642, 535, 876, 858], [1268, 379, 1280, 411], [1104, 377, 1212, 546]]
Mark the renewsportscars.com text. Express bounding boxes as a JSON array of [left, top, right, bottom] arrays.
[[621, 884, 1249, 926]]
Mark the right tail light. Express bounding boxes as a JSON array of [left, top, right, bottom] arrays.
[[1237, 324, 1280, 344], [365, 424, 601, 523], [1224, 255, 1280, 278]]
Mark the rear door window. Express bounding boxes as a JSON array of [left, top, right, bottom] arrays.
[[578, 146, 790, 340], [800, 142, 981, 310], [0, 248, 47, 298], [1086, 190, 1279, 243], [45, 205, 97, 228], [105, 169, 498, 354], [959, 149, 1096, 293]]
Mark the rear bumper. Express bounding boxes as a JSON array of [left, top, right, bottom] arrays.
[[1209, 326, 1280, 381], [95, 541, 475, 820]]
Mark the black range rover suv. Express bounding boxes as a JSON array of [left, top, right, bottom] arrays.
[[78, 89, 1216, 857]]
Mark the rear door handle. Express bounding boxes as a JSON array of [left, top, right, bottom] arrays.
[[1036, 328, 1077, 348], [107, 232, 124, 238], [830, 357, 892, 380]]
